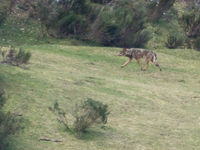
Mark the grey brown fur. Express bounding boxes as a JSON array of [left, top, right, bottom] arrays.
[[118, 48, 162, 71]]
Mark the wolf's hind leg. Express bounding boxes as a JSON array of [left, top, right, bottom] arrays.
[[137, 59, 143, 71], [121, 58, 132, 68]]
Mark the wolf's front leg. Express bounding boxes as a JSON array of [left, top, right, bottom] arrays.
[[144, 59, 150, 71], [153, 62, 162, 71], [121, 58, 132, 68]]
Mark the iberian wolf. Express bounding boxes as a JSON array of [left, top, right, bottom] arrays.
[[118, 48, 162, 71]]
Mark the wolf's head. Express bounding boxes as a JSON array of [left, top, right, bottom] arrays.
[[118, 48, 128, 56]]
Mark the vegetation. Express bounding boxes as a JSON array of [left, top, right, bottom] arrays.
[[50, 98, 109, 137], [74, 98, 109, 133], [8, 0, 175, 47], [0, 0, 200, 149], [1, 0, 200, 49], [180, 1, 200, 38], [0, 43, 199, 149], [90, 0, 152, 47]]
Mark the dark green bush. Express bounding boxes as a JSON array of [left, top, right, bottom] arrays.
[[166, 32, 185, 49], [90, 0, 151, 47], [44, 0, 91, 37], [56, 11, 89, 36]]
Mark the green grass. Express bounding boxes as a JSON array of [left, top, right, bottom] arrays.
[[0, 42, 200, 150]]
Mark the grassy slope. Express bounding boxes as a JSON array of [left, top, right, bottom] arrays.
[[0, 43, 200, 150]]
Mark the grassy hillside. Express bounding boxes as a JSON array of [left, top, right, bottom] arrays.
[[0, 43, 200, 150]]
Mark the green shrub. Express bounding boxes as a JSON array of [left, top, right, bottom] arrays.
[[50, 98, 110, 137], [166, 32, 185, 49], [73, 98, 109, 133]]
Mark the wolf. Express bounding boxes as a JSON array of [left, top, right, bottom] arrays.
[[118, 48, 162, 71]]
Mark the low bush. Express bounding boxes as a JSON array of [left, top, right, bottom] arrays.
[[73, 98, 109, 133], [0, 47, 31, 66], [50, 98, 110, 137]]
